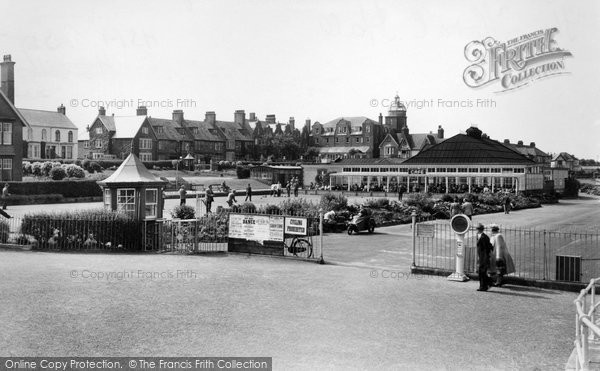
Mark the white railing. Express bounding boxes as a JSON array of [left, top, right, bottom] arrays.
[[574, 277, 600, 370]]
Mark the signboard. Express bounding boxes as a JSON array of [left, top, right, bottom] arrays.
[[450, 214, 471, 235], [416, 224, 435, 237], [228, 214, 284, 242], [284, 217, 308, 236]]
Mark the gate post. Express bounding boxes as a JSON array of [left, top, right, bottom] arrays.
[[411, 211, 417, 269]]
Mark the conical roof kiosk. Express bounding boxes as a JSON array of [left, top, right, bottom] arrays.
[[97, 153, 168, 221]]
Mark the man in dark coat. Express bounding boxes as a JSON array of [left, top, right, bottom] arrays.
[[476, 223, 493, 291]]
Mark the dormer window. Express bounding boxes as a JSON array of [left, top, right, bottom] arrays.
[[365, 125, 371, 133]]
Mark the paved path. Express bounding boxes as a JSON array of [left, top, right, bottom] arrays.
[[0, 250, 576, 370]]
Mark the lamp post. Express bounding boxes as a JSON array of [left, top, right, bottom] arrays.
[[173, 156, 182, 189]]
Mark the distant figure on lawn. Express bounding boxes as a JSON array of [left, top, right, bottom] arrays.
[[2, 183, 9, 210], [179, 185, 187, 205], [293, 178, 299, 197], [205, 185, 214, 213], [503, 195, 512, 214], [226, 190, 238, 207], [245, 184, 252, 202]]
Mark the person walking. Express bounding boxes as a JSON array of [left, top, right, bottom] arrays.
[[2, 183, 9, 210], [450, 197, 461, 217], [286, 181, 291, 197], [178, 185, 187, 205], [462, 198, 474, 220], [293, 180, 299, 197], [476, 223, 493, 292], [226, 189, 238, 207], [205, 185, 214, 213], [245, 183, 252, 202], [490, 225, 515, 287], [503, 195, 512, 214]]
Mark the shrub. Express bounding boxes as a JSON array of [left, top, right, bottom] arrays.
[[236, 165, 251, 179], [261, 204, 281, 215], [279, 198, 319, 217], [42, 161, 54, 176], [89, 162, 103, 173], [319, 193, 348, 211], [239, 202, 257, 213], [363, 198, 390, 210], [65, 164, 85, 178], [32, 162, 43, 176], [20, 209, 140, 250], [49, 166, 67, 180], [404, 193, 435, 212], [171, 205, 195, 219], [81, 159, 90, 171], [22, 161, 32, 175], [440, 194, 454, 202], [6, 180, 102, 198]]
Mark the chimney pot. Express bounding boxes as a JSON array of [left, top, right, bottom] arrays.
[[530, 142, 536, 148], [437, 125, 444, 139], [98, 106, 106, 116], [57, 104, 66, 115], [504, 139, 510, 144], [517, 140, 523, 146], [249, 112, 256, 121], [172, 110, 184, 124], [3, 55, 11, 62]]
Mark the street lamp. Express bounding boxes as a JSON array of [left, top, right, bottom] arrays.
[[173, 156, 182, 188]]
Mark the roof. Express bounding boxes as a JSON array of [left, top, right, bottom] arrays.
[[112, 116, 146, 139], [185, 120, 223, 142], [334, 158, 408, 165], [97, 115, 116, 132], [214, 120, 253, 141], [505, 143, 549, 159], [147, 117, 188, 141], [553, 152, 577, 161], [98, 153, 167, 185], [0, 90, 28, 127], [320, 116, 379, 129], [18, 108, 77, 129], [401, 130, 536, 165]]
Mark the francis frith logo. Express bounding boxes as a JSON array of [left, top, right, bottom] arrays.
[[463, 27, 572, 92]]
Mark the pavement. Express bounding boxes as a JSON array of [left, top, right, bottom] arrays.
[[1, 194, 598, 369]]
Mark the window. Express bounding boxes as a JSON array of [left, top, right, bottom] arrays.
[[139, 152, 152, 161], [145, 189, 158, 218], [365, 125, 371, 133], [335, 138, 339, 143], [315, 138, 319, 144], [356, 137, 359, 143], [192, 127, 198, 134], [315, 128, 320, 134], [55, 130, 61, 142], [42, 129, 47, 141], [227, 140, 235, 150], [158, 141, 165, 150], [155, 126, 164, 134], [103, 189, 111, 209], [27, 128, 33, 140], [84, 140, 90, 148], [1, 123, 12, 145], [95, 139, 102, 148], [142, 127, 148, 134], [139, 138, 152, 150], [468, 168, 479, 173], [95, 127, 103, 134], [366, 137, 370, 143], [117, 188, 136, 215], [68, 131, 73, 143], [66, 146, 73, 159], [480, 168, 490, 173], [326, 138, 329, 144], [346, 137, 349, 143], [1, 158, 12, 181]]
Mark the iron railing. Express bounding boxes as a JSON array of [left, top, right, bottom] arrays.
[[412, 220, 600, 282], [573, 277, 600, 370]]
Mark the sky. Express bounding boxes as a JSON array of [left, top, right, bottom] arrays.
[[1, 0, 599, 159]]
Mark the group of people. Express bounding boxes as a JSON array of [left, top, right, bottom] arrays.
[[270, 177, 301, 197], [475, 223, 515, 291], [450, 197, 474, 219], [176, 182, 254, 213]]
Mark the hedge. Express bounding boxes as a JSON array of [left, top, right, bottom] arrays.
[[6, 180, 102, 198]]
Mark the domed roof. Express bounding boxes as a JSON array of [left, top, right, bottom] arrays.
[[388, 94, 406, 115]]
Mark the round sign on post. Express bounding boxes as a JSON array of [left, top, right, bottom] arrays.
[[448, 214, 471, 282]]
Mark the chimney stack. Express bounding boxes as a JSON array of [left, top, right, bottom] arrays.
[[234, 110, 246, 126], [249, 112, 256, 121], [0, 54, 15, 104], [98, 106, 106, 116], [378, 113, 383, 126], [503, 139, 510, 144], [266, 114, 276, 124], [172, 110, 184, 124], [437, 125, 444, 139], [57, 104, 66, 115], [517, 140, 523, 146], [289, 117, 295, 131], [530, 142, 536, 148], [205, 111, 216, 125], [136, 106, 148, 116]]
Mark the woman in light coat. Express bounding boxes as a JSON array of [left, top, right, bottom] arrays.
[[489, 225, 515, 286]]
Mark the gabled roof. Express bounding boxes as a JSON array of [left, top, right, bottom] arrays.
[[321, 116, 379, 129], [214, 120, 253, 141], [18, 108, 77, 129], [98, 153, 166, 185], [97, 115, 116, 131], [334, 158, 408, 165], [379, 133, 400, 148], [552, 152, 577, 161], [112, 116, 147, 139], [402, 130, 536, 165], [147, 117, 188, 141], [0, 90, 27, 127]]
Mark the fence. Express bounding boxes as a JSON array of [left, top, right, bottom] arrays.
[[412, 220, 600, 283], [1, 210, 323, 262], [572, 277, 600, 370]]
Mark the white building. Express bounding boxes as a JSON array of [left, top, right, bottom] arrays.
[[19, 104, 78, 160]]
